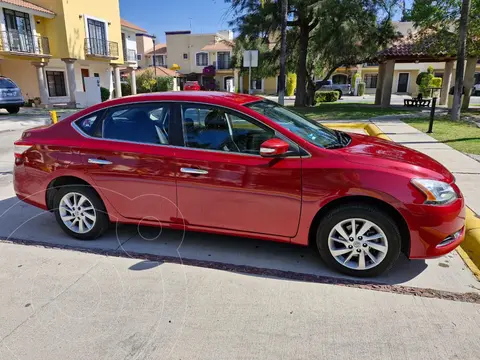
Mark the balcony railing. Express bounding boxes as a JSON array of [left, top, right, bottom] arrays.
[[84, 38, 119, 58], [124, 49, 137, 62], [217, 59, 232, 70], [0, 30, 50, 55]]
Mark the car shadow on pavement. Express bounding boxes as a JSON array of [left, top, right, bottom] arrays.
[[0, 195, 435, 289]]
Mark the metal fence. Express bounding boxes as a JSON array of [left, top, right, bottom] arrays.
[[0, 30, 50, 55], [84, 38, 119, 58]]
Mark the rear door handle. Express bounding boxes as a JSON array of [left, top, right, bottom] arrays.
[[180, 167, 208, 175], [88, 158, 112, 165]]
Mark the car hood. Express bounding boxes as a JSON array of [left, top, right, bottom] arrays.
[[340, 132, 454, 182]]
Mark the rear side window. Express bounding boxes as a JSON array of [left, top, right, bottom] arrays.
[[102, 103, 170, 145], [74, 111, 104, 137]]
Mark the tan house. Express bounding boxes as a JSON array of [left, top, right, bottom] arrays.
[[165, 30, 237, 91], [0, 0, 125, 107]]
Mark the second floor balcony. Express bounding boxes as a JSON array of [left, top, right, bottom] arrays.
[[85, 38, 119, 60], [124, 49, 137, 63], [0, 30, 50, 57]]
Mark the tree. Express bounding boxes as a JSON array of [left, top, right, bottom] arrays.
[[228, 0, 400, 106], [408, 0, 480, 120]]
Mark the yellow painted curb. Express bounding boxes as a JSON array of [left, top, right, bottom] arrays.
[[324, 121, 480, 279]]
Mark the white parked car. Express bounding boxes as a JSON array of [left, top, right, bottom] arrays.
[[473, 83, 480, 96]]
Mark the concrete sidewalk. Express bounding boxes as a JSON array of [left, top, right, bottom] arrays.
[[1, 242, 480, 360], [372, 117, 480, 215]]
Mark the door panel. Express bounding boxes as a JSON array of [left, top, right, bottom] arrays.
[[397, 73, 409, 93], [175, 149, 302, 237], [79, 103, 177, 222], [174, 103, 302, 237]]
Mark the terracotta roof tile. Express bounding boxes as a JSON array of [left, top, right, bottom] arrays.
[[121, 18, 147, 33], [145, 44, 167, 55], [378, 34, 450, 59], [1, 0, 55, 15], [201, 41, 233, 52]]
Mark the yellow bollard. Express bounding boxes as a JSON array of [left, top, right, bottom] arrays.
[[50, 110, 58, 124]]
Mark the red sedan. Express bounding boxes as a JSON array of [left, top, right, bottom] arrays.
[[13, 92, 465, 277], [183, 81, 201, 91]]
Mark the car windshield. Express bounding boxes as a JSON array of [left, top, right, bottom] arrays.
[[0, 78, 16, 89], [246, 100, 343, 148]]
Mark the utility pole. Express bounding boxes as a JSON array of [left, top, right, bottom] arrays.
[[278, 0, 288, 105], [451, 0, 471, 120], [152, 34, 157, 77]]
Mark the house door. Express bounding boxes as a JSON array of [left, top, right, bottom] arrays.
[[397, 73, 409, 93], [87, 18, 107, 55], [81, 68, 90, 91], [3, 9, 33, 52]]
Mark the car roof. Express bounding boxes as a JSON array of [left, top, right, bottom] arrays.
[[102, 91, 262, 107]]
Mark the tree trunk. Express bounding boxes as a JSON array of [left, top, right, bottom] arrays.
[[278, 0, 288, 105], [323, 66, 339, 81], [294, 21, 309, 107], [451, 0, 471, 120]]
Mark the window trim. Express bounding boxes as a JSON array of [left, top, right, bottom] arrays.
[[84, 14, 109, 41], [137, 54, 142, 61], [364, 73, 378, 89], [70, 100, 308, 157], [195, 51, 209, 67], [251, 78, 264, 91]]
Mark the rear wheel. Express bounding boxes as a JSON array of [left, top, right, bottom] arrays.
[[53, 185, 109, 240], [316, 204, 401, 277], [6, 106, 20, 114]]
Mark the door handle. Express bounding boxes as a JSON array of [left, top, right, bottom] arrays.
[[88, 158, 112, 165], [180, 167, 208, 175]]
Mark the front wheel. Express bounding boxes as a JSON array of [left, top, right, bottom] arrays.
[[53, 185, 109, 240], [6, 106, 20, 114], [316, 204, 401, 277]]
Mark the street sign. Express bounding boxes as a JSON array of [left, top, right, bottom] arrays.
[[243, 50, 258, 67]]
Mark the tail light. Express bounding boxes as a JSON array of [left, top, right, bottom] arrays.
[[14, 143, 33, 164]]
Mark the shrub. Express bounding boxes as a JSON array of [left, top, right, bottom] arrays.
[[286, 73, 297, 96], [137, 69, 157, 93], [431, 77, 442, 88], [314, 90, 339, 104], [100, 87, 110, 102], [357, 82, 366, 96], [416, 66, 435, 97], [156, 76, 174, 92], [121, 82, 132, 96], [351, 73, 361, 92]]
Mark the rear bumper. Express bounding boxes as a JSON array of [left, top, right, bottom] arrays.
[[0, 100, 24, 106], [406, 197, 466, 259], [13, 164, 48, 210]]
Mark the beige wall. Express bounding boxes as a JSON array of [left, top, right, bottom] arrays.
[[166, 33, 217, 74], [136, 34, 154, 68]]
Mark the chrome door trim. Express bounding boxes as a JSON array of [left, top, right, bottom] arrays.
[[180, 167, 209, 175]]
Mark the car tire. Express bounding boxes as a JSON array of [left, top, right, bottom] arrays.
[[6, 106, 20, 114], [316, 204, 401, 277], [53, 185, 109, 240]]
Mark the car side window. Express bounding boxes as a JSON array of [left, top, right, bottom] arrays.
[[74, 111, 104, 137], [181, 104, 274, 155], [102, 104, 170, 145]]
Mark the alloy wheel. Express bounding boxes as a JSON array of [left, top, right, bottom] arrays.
[[59, 192, 97, 234], [327, 218, 388, 271]]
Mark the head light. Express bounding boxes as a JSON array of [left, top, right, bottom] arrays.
[[411, 178, 458, 205]]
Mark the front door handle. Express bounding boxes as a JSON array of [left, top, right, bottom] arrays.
[[88, 158, 112, 165], [180, 167, 208, 175]]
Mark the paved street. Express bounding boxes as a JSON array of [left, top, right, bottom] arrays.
[[1, 108, 480, 359]]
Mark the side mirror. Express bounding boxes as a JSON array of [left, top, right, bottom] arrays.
[[260, 138, 289, 157]]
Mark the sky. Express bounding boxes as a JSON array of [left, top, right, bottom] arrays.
[[119, 0, 414, 43], [119, 0, 234, 43]]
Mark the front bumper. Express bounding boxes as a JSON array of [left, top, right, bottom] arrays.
[[406, 197, 466, 259], [0, 100, 24, 107]]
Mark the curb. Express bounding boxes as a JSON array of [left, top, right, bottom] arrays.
[[325, 121, 480, 280]]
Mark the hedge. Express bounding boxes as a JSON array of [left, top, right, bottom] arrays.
[[357, 82, 366, 96], [100, 87, 110, 102], [314, 90, 339, 104]]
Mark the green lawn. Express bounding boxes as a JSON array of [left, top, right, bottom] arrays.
[[404, 116, 480, 155], [292, 103, 421, 120]]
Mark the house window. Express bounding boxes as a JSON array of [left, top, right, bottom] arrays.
[[434, 72, 443, 79], [137, 54, 142, 61], [3, 9, 33, 53], [87, 18, 107, 55], [196, 52, 208, 66], [183, 53, 188, 59], [217, 52, 231, 69], [364, 74, 378, 88], [46, 71, 67, 97], [251, 79, 263, 90], [155, 55, 165, 66]]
